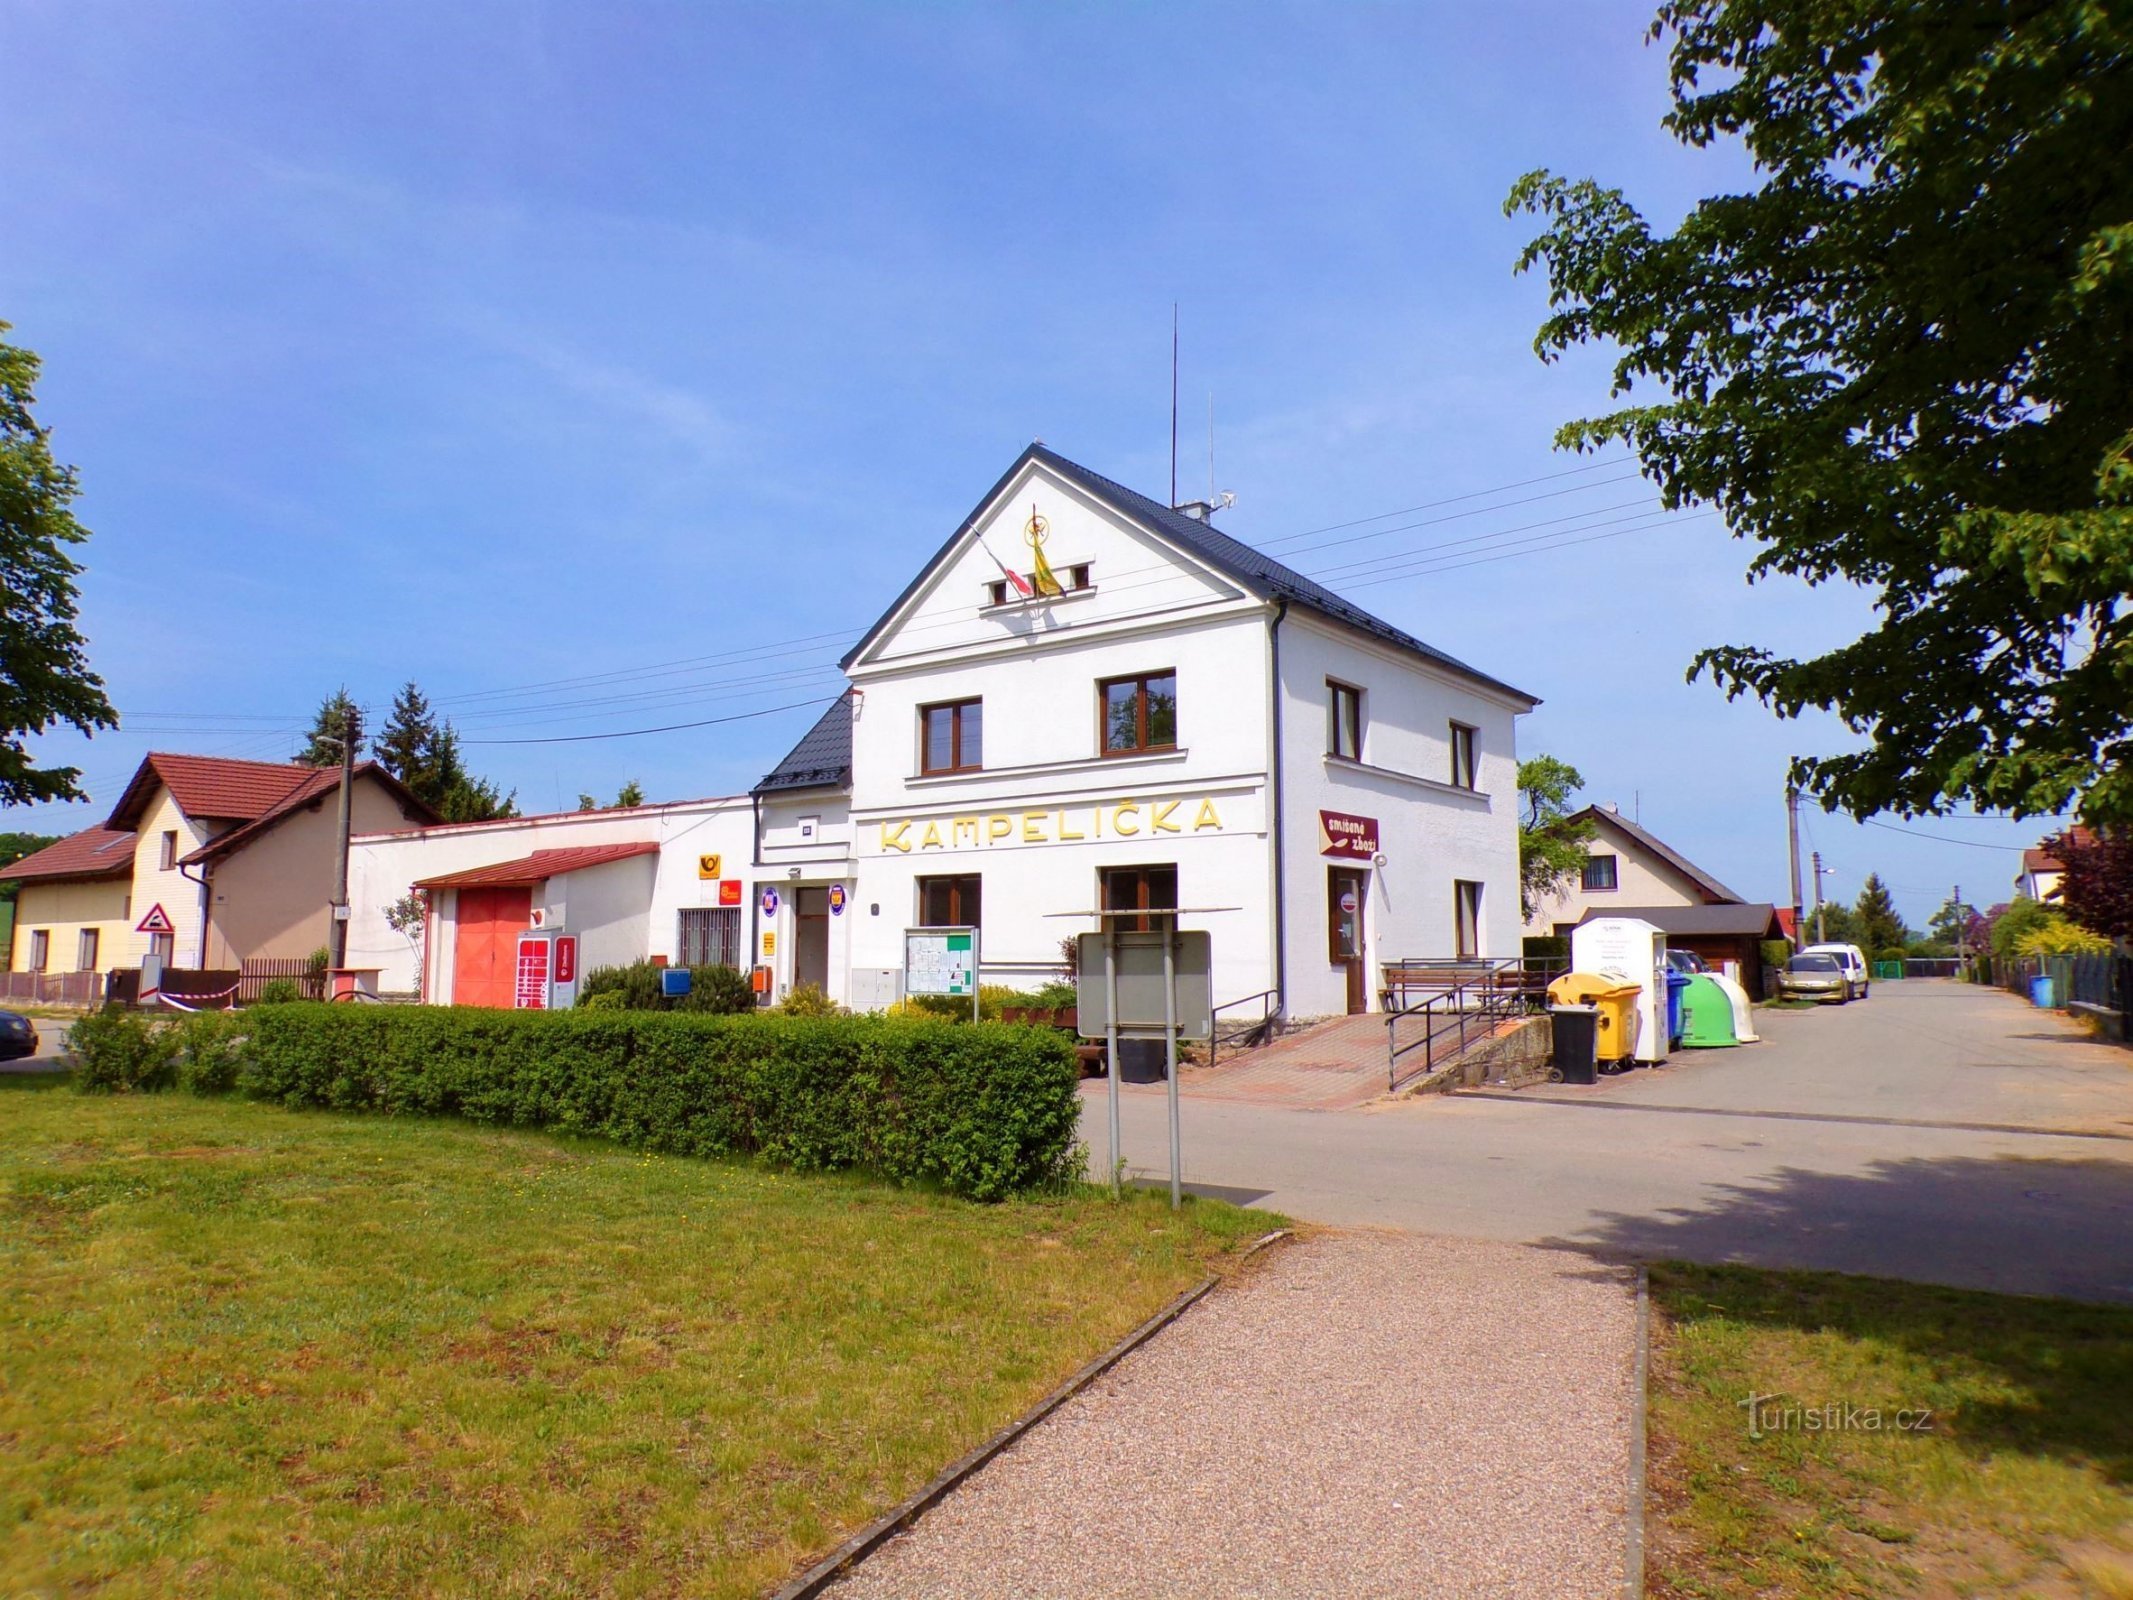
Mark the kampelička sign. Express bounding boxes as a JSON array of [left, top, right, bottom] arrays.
[[1318, 810, 1379, 860]]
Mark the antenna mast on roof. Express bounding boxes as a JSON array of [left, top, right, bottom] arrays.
[[1169, 304, 1179, 508], [1208, 391, 1215, 504]]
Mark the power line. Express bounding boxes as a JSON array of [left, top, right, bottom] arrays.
[[457, 695, 840, 746], [1261, 454, 1635, 546], [1858, 817, 2032, 851]]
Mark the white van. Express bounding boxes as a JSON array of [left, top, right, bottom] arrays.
[[1801, 942, 1870, 999]]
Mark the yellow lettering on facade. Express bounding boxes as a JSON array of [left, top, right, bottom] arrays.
[[952, 817, 980, 847], [881, 822, 911, 853], [987, 815, 1012, 842], [1151, 801, 1181, 833], [1056, 810, 1085, 841], [921, 821, 942, 849], [1094, 805, 1104, 836], [1193, 800, 1223, 831], [1021, 812, 1047, 843], [1113, 802, 1141, 836]]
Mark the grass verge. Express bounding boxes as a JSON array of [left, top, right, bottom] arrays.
[[1, 1074, 1271, 1599], [1646, 1262, 2133, 1598]]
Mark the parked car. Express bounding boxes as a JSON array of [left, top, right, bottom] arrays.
[[0, 1009, 40, 1061], [1665, 949, 1707, 974], [1801, 942, 1870, 999], [1779, 953, 1851, 1003]]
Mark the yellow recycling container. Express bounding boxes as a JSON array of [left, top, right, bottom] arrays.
[[1546, 971, 1645, 1063]]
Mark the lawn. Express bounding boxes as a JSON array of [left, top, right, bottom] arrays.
[[1, 1074, 1269, 1599], [1646, 1262, 2133, 1599]]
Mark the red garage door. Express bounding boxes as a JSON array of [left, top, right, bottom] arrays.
[[452, 887, 533, 1008]]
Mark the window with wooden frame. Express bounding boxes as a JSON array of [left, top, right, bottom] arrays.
[[1328, 681, 1363, 761], [1582, 854, 1619, 892], [1100, 864, 1178, 934], [159, 830, 178, 870], [28, 930, 49, 971], [917, 874, 981, 928], [77, 928, 100, 972], [919, 699, 983, 775], [1100, 671, 1178, 756], [1454, 880, 1483, 959], [1449, 722, 1478, 789]]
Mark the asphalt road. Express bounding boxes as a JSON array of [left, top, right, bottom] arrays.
[[1086, 980, 2133, 1303]]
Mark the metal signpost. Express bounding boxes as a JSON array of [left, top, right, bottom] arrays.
[[1059, 912, 1219, 1209], [904, 925, 981, 1021]]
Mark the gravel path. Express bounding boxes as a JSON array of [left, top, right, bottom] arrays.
[[831, 1231, 1637, 1600]]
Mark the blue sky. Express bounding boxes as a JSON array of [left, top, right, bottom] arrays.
[[0, 1, 2050, 924]]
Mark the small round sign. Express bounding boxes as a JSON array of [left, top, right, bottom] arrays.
[[1339, 890, 1358, 915], [827, 884, 847, 916], [760, 887, 780, 917]]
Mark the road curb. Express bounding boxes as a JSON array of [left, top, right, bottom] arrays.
[[768, 1227, 1293, 1599], [1626, 1264, 1649, 1600]]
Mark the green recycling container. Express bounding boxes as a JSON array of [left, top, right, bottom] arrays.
[[1677, 974, 1740, 1048]]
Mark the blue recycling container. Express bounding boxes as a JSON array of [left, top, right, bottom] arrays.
[[2029, 974, 2055, 1008], [1665, 969, 1693, 1045]]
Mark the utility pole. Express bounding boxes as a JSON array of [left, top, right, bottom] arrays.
[[1786, 786, 1804, 945], [1953, 882, 1966, 970], [1811, 849, 1827, 944], [330, 703, 358, 970]]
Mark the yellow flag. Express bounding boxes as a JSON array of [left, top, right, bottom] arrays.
[[1028, 539, 1065, 597]]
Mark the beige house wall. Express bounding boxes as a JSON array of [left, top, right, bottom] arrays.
[[1524, 818, 1717, 936], [125, 787, 216, 968], [8, 878, 131, 973], [203, 779, 419, 966]]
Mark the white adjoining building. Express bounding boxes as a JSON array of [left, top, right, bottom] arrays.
[[346, 444, 1538, 1019]]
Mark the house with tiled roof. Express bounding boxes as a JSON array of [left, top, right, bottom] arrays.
[[2015, 826, 2092, 903], [1523, 803, 1752, 937], [5, 752, 433, 982]]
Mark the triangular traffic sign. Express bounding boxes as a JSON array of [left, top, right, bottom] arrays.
[[135, 903, 177, 935]]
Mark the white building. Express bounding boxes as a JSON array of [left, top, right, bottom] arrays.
[[350, 444, 1538, 1018]]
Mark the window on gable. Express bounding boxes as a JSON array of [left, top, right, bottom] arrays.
[[919, 699, 982, 775], [1582, 854, 1619, 892], [1329, 681, 1363, 761], [1449, 722, 1478, 790], [1101, 672, 1178, 755], [159, 830, 178, 870]]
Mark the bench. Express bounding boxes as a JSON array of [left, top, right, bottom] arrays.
[[1379, 961, 1511, 1012]]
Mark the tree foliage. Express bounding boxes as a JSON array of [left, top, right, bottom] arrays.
[[2048, 828, 2133, 942], [0, 325, 118, 803], [372, 681, 515, 823], [297, 689, 362, 768], [0, 830, 60, 907], [1852, 873, 1910, 955], [1989, 895, 2064, 961], [1508, 2, 2133, 825], [1516, 755, 1598, 921]]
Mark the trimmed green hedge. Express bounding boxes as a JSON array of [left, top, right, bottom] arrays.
[[77, 1005, 1082, 1201]]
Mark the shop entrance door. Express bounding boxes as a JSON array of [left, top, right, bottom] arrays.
[[794, 887, 830, 992], [453, 886, 534, 1008], [1327, 868, 1367, 1014]]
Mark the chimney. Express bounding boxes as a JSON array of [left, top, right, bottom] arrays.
[[1173, 499, 1217, 523]]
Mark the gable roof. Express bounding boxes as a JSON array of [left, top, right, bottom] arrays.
[[2022, 826, 2093, 875], [754, 691, 854, 795], [416, 841, 660, 890], [106, 752, 323, 831], [840, 443, 1539, 705], [0, 825, 137, 883], [180, 763, 436, 867], [1577, 806, 1744, 905], [1577, 902, 1785, 939]]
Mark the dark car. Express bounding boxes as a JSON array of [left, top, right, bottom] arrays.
[[1665, 949, 1707, 975], [0, 1009, 40, 1061]]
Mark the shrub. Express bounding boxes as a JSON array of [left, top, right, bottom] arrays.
[[236, 1007, 1083, 1200], [68, 1006, 182, 1093], [254, 978, 302, 1005], [578, 988, 627, 1011], [2016, 921, 2112, 957], [677, 964, 756, 1015], [174, 1010, 246, 1094], [580, 960, 756, 1014], [776, 982, 841, 1017]]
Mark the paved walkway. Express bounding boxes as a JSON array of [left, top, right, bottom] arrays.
[[831, 1232, 1637, 1600], [1082, 982, 2133, 1302]]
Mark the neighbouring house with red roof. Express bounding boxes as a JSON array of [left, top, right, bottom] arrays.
[[4, 752, 433, 982], [2015, 826, 2093, 903]]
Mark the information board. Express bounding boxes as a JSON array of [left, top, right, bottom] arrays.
[[904, 927, 977, 997]]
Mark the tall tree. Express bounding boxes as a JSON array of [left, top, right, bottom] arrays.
[[297, 689, 362, 768], [1516, 755, 1598, 921], [1508, 2, 2133, 825], [0, 324, 118, 803], [1926, 895, 1978, 952], [2048, 828, 2133, 943], [1852, 873, 1909, 954], [0, 831, 60, 911], [371, 681, 515, 822]]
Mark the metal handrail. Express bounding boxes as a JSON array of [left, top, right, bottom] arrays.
[[1208, 988, 1280, 1068], [1384, 957, 1561, 1092]]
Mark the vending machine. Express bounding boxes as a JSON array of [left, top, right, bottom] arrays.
[[513, 930, 580, 1010]]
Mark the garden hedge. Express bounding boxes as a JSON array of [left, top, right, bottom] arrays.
[[76, 1005, 1083, 1201]]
